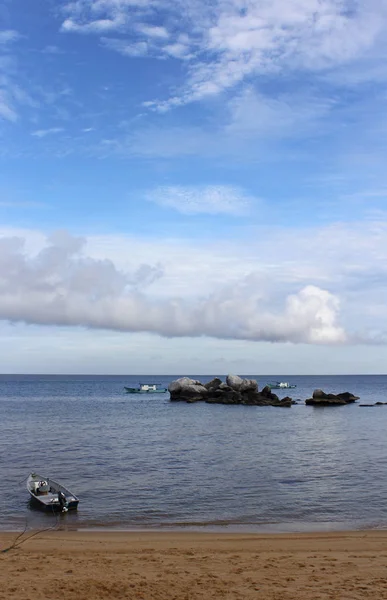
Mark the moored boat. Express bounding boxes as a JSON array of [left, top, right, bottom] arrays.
[[27, 473, 79, 512], [266, 381, 297, 390], [124, 383, 167, 394]]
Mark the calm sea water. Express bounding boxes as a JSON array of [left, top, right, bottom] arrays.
[[1, 374, 387, 533]]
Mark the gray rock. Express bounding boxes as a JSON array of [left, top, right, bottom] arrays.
[[207, 388, 241, 404], [219, 382, 232, 390], [168, 377, 201, 394], [306, 389, 359, 406], [204, 378, 222, 391], [240, 379, 258, 393], [168, 378, 208, 402], [311, 389, 359, 402], [226, 374, 244, 390]]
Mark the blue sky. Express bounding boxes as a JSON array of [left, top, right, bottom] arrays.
[[1, 0, 387, 374]]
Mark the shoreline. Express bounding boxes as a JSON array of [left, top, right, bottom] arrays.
[[2, 530, 387, 599], [2, 517, 386, 534]]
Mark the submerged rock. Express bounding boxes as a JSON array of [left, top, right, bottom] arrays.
[[305, 389, 359, 406], [168, 375, 292, 407]]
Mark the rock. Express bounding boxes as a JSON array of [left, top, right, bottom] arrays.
[[168, 377, 201, 394], [306, 397, 347, 406], [311, 389, 359, 402], [207, 388, 242, 404], [168, 378, 208, 402], [240, 379, 258, 393], [204, 378, 222, 391], [312, 389, 326, 399], [306, 389, 359, 406], [261, 385, 281, 400], [219, 382, 232, 390], [226, 374, 244, 390], [336, 391, 359, 402], [168, 375, 291, 407]]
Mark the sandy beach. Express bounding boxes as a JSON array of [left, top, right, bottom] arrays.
[[1, 530, 387, 599]]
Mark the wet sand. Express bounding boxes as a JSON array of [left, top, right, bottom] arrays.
[[1, 530, 387, 599]]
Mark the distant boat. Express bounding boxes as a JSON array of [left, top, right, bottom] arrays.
[[124, 383, 168, 394], [266, 382, 297, 390], [27, 473, 79, 512]]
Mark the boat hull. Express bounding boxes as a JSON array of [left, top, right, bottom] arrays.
[[28, 494, 79, 511], [267, 384, 297, 390], [124, 387, 167, 394], [27, 473, 79, 512]]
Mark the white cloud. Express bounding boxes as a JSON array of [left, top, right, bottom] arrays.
[[147, 185, 252, 215], [61, 15, 126, 34], [226, 87, 334, 138], [0, 30, 20, 45], [101, 37, 148, 56], [3, 210, 387, 348], [136, 24, 169, 39], [0, 29, 38, 123], [0, 89, 17, 121], [31, 127, 65, 138], [0, 230, 346, 345], [61, 0, 387, 109]]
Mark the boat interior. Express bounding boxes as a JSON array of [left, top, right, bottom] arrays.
[[29, 478, 76, 506]]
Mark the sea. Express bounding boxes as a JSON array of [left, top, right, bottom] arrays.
[[1, 374, 387, 533]]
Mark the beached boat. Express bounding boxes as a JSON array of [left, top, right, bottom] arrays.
[[266, 382, 297, 390], [27, 473, 79, 512], [124, 383, 167, 394]]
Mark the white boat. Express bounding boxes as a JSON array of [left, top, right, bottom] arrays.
[[27, 473, 79, 512], [124, 383, 167, 394], [267, 381, 297, 389]]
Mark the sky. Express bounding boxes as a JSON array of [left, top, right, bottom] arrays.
[[1, 0, 387, 374]]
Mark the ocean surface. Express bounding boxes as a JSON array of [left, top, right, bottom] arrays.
[[1, 374, 387, 533]]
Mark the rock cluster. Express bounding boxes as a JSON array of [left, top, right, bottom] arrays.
[[168, 375, 292, 407], [305, 389, 359, 406]]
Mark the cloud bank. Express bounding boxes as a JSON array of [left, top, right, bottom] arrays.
[[0, 231, 346, 344]]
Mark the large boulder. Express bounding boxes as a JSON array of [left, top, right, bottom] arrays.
[[306, 389, 359, 406], [168, 377, 201, 393], [168, 378, 208, 402], [226, 374, 244, 390], [240, 379, 258, 393]]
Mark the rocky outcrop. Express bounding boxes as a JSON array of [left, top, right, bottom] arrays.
[[305, 389, 359, 406], [359, 402, 387, 407], [169, 377, 209, 402], [168, 375, 292, 407]]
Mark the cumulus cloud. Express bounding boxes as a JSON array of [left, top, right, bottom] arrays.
[[147, 185, 253, 215], [0, 231, 346, 344]]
